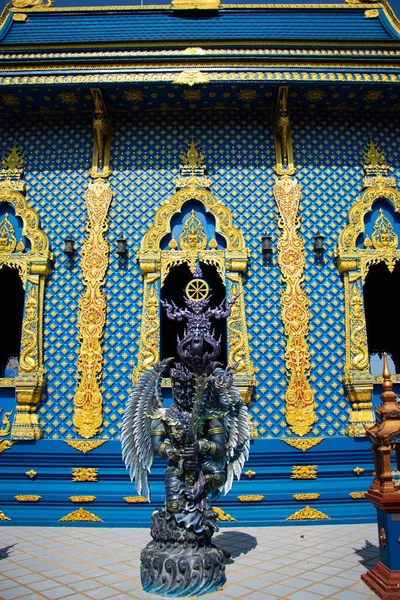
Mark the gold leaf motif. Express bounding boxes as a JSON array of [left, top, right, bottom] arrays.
[[237, 89, 258, 102], [237, 495, 264, 502], [172, 70, 211, 87], [0, 214, 16, 254], [123, 89, 144, 103], [14, 495, 41, 501], [0, 510, 11, 521], [25, 469, 37, 478], [274, 175, 315, 436], [72, 467, 98, 482], [282, 438, 324, 452], [365, 9, 379, 17], [306, 89, 325, 102], [364, 89, 383, 102], [58, 92, 78, 105], [0, 94, 20, 107], [124, 496, 148, 503], [349, 492, 367, 499], [212, 507, 237, 522], [69, 496, 96, 503], [291, 465, 318, 479], [353, 466, 365, 476], [73, 179, 113, 438], [0, 440, 14, 453], [0, 409, 12, 437], [293, 493, 320, 501], [64, 440, 106, 454], [182, 89, 203, 101], [286, 506, 330, 521], [59, 508, 102, 522], [244, 469, 256, 479]]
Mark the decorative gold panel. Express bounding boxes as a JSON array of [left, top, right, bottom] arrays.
[[124, 496, 148, 503], [286, 506, 330, 521], [72, 467, 98, 482], [336, 139, 400, 436], [73, 179, 113, 438], [237, 495, 264, 502], [273, 175, 315, 436], [293, 493, 320, 501], [291, 465, 318, 479], [64, 440, 106, 454], [349, 492, 367, 499], [14, 495, 41, 501], [282, 438, 323, 452], [69, 496, 96, 503], [59, 508, 102, 522], [0, 146, 52, 440]]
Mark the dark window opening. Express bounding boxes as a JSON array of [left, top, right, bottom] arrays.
[[364, 261, 400, 373], [0, 266, 24, 378], [161, 262, 227, 366]]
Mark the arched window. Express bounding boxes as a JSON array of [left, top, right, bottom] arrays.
[[0, 266, 24, 378]]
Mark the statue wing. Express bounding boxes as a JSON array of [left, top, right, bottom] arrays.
[[218, 380, 251, 496], [121, 361, 167, 501]]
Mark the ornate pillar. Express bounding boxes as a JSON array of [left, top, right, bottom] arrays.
[[73, 90, 113, 438], [272, 86, 316, 436]]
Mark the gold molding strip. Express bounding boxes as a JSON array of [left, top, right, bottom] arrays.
[[73, 91, 112, 439], [1, 72, 400, 87]]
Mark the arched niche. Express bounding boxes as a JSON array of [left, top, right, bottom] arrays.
[[0, 181, 52, 440], [135, 186, 255, 404], [336, 181, 400, 437]]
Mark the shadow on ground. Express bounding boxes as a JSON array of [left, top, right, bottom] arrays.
[[0, 544, 16, 560], [214, 530, 257, 562], [354, 540, 380, 569]]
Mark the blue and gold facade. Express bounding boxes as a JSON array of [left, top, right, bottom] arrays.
[[0, 0, 399, 526]]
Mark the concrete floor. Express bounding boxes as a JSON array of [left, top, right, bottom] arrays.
[[0, 524, 380, 600]]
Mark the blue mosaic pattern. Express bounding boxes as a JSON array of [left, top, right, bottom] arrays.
[[1, 107, 399, 439]]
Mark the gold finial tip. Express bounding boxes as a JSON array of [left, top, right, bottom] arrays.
[[382, 352, 391, 381]]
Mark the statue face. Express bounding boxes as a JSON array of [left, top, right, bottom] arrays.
[[172, 380, 195, 410]]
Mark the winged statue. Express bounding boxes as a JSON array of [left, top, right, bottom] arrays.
[[121, 272, 251, 597]]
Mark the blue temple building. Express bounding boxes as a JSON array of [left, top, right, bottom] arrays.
[[0, 0, 400, 527]]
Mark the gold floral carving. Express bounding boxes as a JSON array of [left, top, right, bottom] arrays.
[[237, 495, 264, 502], [291, 465, 318, 479], [72, 467, 98, 482], [74, 179, 113, 438], [349, 492, 367, 498], [212, 507, 237, 522], [353, 466, 365, 476], [244, 469, 256, 478], [274, 175, 315, 436], [0, 409, 12, 437], [293, 493, 320, 501], [0, 146, 52, 441], [282, 438, 323, 452], [0, 440, 14, 452], [14, 495, 41, 501], [59, 508, 102, 522], [25, 469, 36, 478], [172, 70, 211, 86], [69, 496, 96, 502], [0, 510, 11, 521], [286, 506, 330, 521], [64, 440, 106, 454], [124, 496, 148, 503]]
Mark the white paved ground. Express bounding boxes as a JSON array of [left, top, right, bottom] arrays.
[[0, 524, 380, 599]]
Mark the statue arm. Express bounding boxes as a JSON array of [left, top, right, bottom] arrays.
[[196, 418, 225, 458], [160, 299, 190, 322], [205, 297, 237, 320], [150, 419, 180, 464]]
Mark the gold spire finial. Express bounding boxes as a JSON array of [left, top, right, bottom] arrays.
[[362, 136, 393, 187], [175, 138, 210, 190], [382, 352, 391, 391], [364, 136, 387, 170]]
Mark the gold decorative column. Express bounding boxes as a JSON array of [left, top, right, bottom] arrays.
[[273, 87, 316, 436], [73, 90, 112, 438]]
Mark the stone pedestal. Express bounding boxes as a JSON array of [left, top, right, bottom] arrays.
[[141, 509, 226, 597]]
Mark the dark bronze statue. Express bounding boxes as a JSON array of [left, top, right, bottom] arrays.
[[121, 275, 250, 597]]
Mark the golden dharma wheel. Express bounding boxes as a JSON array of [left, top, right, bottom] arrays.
[[185, 279, 209, 301]]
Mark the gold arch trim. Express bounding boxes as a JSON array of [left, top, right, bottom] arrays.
[[0, 180, 52, 440], [337, 181, 400, 436], [141, 187, 245, 253], [136, 183, 254, 406]]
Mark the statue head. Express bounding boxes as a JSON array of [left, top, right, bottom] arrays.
[[170, 363, 196, 410]]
